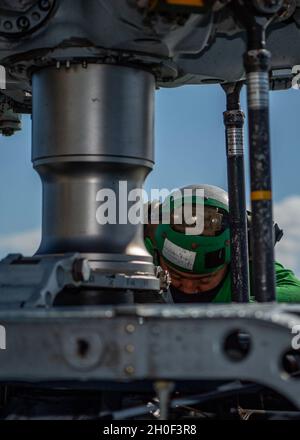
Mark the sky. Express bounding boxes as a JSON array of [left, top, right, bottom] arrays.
[[0, 84, 300, 275]]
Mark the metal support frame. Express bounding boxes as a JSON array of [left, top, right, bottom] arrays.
[[236, 2, 283, 302], [0, 254, 161, 308], [245, 46, 276, 302], [0, 304, 300, 408], [222, 82, 250, 303]]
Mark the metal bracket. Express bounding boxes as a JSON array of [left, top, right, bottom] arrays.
[[0, 253, 161, 308]]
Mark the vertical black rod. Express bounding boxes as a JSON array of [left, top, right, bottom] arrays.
[[222, 82, 250, 303], [244, 48, 276, 302]]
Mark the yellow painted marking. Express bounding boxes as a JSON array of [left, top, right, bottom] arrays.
[[251, 191, 272, 201]]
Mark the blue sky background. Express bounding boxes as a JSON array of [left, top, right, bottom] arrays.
[[0, 84, 300, 274]]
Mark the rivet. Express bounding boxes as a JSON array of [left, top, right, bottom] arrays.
[[125, 324, 135, 334], [124, 365, 135, 375], [4, 21, 12, 31], [125, 344, 135, 354], [17, 16, 30, 30], [39, 0, 51, 11]]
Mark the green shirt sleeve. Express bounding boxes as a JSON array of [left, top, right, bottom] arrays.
[[275, 261, 300, 303]]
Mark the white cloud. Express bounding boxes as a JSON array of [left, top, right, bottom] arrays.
[[0, 228, 41, 259], [274, 196, 300, 277]]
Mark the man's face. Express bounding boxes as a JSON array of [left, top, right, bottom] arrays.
[[160, 257, 228, 294]]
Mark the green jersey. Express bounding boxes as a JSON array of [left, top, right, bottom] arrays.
[[211, 262, 300, 303]]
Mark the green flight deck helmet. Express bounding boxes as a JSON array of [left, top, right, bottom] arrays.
[[145, 185, 231, 275]]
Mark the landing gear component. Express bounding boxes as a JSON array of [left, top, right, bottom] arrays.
[[222, 81, 250, 303], [237, 0, 284, 302]]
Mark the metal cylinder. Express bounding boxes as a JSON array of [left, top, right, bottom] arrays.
[[223, 82, 250, 303], [245, 49, 276, 302], [32, 64, 155, 277]]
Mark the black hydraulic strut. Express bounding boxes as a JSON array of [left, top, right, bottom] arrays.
[[222, 82, 250, 303], [237, 0, 283, 302], [246, 47, 275, 302]]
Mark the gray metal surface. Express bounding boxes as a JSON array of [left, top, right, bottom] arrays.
[[32, 64, 156, 277], [0, 0, 299, 112], [1, 304, 300, 407], [0, 254, 161, 308]]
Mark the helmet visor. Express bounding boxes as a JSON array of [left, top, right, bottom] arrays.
[[170, 204, 229, 237]]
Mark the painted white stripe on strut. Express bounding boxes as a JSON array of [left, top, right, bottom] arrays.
[[162, 238, 196, 271], [247, 71, 269, 110]]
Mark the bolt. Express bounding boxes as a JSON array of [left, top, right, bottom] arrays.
[[125, 344, 135, 353], [125, 324, 136, 334], [72, 258, 91, 282], [3, 21, 12, 31], [31, 12, 41, 22], [17, 16, 30, 30], [124, 365, 135, 375], [39, 0, 51, 11]]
